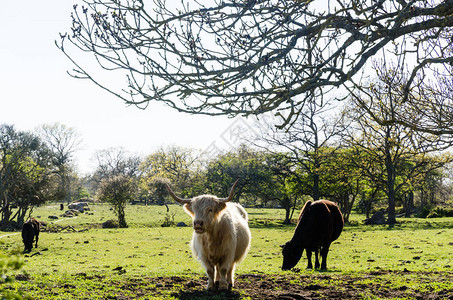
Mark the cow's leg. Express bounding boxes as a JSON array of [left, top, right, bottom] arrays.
[[217, 257, 236, 290], [35, 233, 39, 248], [219, 266, 230, 290], [205, 263, 216, 290], [306, 250, 313, 269], [320, 244, 331, 270], [199, 255, 216, 290], [226, 263, 236, 289], [214, 266, 220, 289], [218, 266, 230, 290], [24, 241, 32, 253], [314, 248, 320, 269]]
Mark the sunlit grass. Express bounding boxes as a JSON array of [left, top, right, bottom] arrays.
[[1, 203, 452, 299]]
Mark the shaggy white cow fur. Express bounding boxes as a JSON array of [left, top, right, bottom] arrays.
[[166, 180, 251, 290]]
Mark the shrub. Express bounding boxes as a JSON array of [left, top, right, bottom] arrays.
[[102, 219, 119, 228], [161, 212, 176, 227], [416, 205, 433, 218], [427, 207, 453, 218], [97, 175, 137, 228], [0, 252, 25, 299]]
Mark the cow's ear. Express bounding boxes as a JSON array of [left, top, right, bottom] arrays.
[[184, 203, 194, 216], [216, 202, 227, 212]]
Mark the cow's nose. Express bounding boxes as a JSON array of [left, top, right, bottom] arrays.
[[194, 220, 203, 227]]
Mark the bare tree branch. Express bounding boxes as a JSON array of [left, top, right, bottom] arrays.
[[57, 0, 453, 130]]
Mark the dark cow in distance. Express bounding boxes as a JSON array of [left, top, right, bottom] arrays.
[[282, 200, 343, 271], [22, 218, 40, 253]]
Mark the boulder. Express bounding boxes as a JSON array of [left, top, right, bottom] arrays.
[[62, 209, 79, 218], [68, 202, 89, 213], [102, 219, 119, 228], [365, 210, 386, 225]]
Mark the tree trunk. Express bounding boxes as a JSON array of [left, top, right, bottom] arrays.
[[312, 173, 320, 201], [1, 207, 11, 229], [384, 132, 397, 225], [289, 197, 298, 221], [0, 192, 11, 229], [17, 206, 27, 227], [387, 195, 396, 224], [280, 195, 292, 224], [284, 206, 291, 224], [117, 206, 128, 228], [342, 194, 351, 223], [386, 161, 397, 224], [404, 191, 414, 217]]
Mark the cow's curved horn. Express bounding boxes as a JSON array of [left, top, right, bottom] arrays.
[[165, 183, 191, 204], [220, 179, 239, 202]]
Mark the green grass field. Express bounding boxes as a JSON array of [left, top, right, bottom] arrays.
[[0, 203, 452, 299]]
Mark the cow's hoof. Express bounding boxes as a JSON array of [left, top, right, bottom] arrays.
[[207, 281, 218, 291], [218, 281, 229, 290], [206, 285, 216, 291]]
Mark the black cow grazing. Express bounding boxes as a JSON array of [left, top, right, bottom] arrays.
[[22, 218, 40, 253], [282, 200, 344, 271]]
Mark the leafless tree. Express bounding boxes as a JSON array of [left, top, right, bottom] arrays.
[[57, 0, 453, 131], [36, 123, 81, 202], [255, 97, 344, 200], [94, 147, 141, 178], [349, 59, 453, 137], [342, 69, 453, 224]]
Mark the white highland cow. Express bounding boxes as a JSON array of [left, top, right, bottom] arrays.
[[166, 180, 251, 291]]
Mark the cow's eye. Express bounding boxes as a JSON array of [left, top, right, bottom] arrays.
[[207, 208, 213, 213]]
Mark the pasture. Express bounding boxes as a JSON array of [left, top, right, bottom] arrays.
[[0, 203, 452, 299]]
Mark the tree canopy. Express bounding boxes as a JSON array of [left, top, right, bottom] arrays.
[[59, 0, 453, 131], [0, 124, 78, 228]]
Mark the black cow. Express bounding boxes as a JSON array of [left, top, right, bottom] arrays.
[[22, 218, 40, 253], [282, 200, 344, 270]]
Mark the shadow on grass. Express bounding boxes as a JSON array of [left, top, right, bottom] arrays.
[[248, 219, 296, 229], [248, 223, 294, 229], [344, 217, 453, 231], [289, 267, 342, 275], [385, 218, 453, 230], [177, 290, 241, 300]]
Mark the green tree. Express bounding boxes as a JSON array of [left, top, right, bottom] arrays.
[[139, 146, 198, 202], [343, 72, 453, 224], [205, 145, 273, 205], [408, 155, 451, 212], [0, 124, 52, 229], [205, 145, 301, 223], [318, 147, 364, 223], [263, 152, 305, 224], [97, 175, 136, 228]]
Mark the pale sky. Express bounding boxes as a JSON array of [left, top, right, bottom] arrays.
[[0, 1, 248, 174]]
